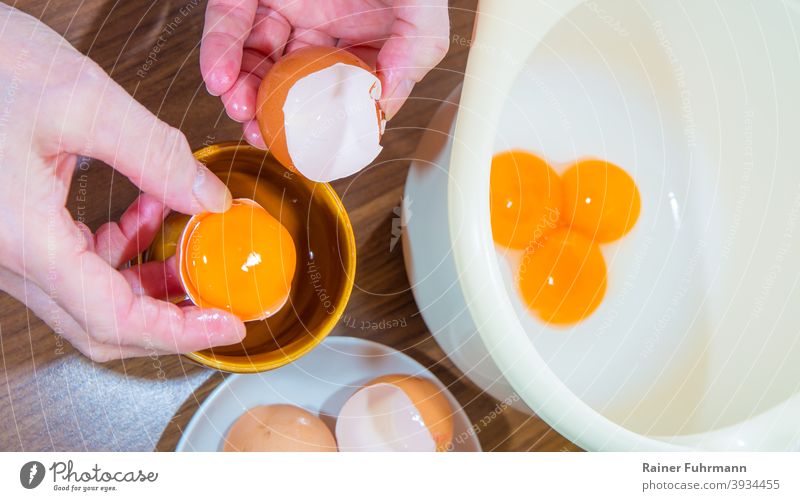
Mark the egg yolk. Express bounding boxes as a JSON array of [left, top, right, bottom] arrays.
[[179, 199, 296, 321], [490, 150, 562, 249], [518, 228, 607, 325], [561, 159, 641, 243]]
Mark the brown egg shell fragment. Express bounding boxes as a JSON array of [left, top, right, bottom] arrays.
[[256, 45, 381, 173], [366, 374, 455, 452]]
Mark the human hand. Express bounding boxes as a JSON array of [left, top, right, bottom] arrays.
[[199, 0, 450, 148], [0, 4, 246, 362]]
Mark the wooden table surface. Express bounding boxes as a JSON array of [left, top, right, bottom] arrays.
[[0, 0, 577, 452]]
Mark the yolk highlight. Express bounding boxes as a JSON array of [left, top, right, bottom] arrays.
[[490, 150, 562, 249], [179, 199, 296, 321], [561, 159, 641, 243], [518, 228, 607, 325]]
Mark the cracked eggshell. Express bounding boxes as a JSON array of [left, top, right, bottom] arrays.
[[256, 45, 384, 182], [335, 374, 455, 452]]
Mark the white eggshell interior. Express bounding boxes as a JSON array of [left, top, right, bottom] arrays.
[[335, 383, 436, 452], [282, 62, 383, 182]]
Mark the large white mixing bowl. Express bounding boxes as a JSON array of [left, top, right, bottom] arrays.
[[404, 0, 800, 450]]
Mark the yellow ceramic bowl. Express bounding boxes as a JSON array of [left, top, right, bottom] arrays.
[[146, 142, 356, 373]]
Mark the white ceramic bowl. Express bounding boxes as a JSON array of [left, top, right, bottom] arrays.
[[404, 0, 800, 450], [176, 336, 481, 452]]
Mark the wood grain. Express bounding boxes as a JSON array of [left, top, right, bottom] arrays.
[[0, 0, 578, 452]]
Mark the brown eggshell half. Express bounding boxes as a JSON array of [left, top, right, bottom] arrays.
[[256, 46, 378, 173], [366, 374, 455, 451]]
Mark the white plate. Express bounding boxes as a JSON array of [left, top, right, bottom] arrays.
[[176, 336, 481, 452]]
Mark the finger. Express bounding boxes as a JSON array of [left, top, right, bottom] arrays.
[[95, 193, 167, 268], [241, 48, 274, 79], [222, 73, 260, 122], [201, 0, 259, 96], [244, 6, 291, 59], [47, 62, 232, 215], [213, 6, 287, 123], [31, 221, 246, 353], [91, 257, 245, 352], [266, 1, 392, 41], [0, 267, 170, 362], [73, 221, 96, 254], [69, 336, 173, 362], [336, 40, 380, 67], [242, 120, 267, 149], [120, 256, 184, 300], [285, 27, 337, 54], [376, 0, 450, 119], [220, 50, 272, 122]]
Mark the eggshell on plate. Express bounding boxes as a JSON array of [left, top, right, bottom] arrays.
[[335, 374, 455, 452]]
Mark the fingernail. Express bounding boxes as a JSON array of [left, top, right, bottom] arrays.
[[192, 161, 232, 213], [205, 69, 232, 97], [202, 310, 247, 345], [245, 126, 267, 150], [205, 84, 221, 97]]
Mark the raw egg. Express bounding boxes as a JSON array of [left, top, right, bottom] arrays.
[[490, 150, 562, 249], [561, 159, 641, 243], [177, 198, 296, 321], [335, 374, 454, 452], [490, 150, 640, 325], [223, 404, 337, 452], [518, 227, 607, 325], [256, 46, 384, 182]]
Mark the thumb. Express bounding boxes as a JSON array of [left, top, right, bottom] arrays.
[[46, 60, 232, 215], [377, 0, 450, 119]]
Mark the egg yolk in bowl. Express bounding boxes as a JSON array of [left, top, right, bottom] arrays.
[[178, 198, 297, 322], [491, 151, 640, 326]]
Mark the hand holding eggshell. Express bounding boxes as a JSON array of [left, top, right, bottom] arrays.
[[255, 46, 385, 182], [199, 0, 450, 178]]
